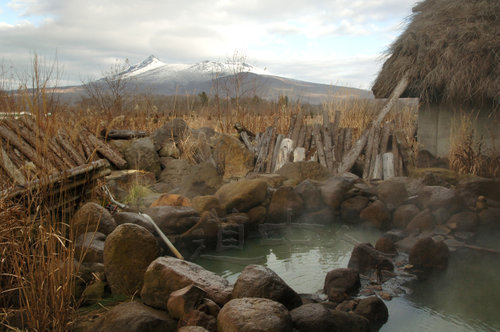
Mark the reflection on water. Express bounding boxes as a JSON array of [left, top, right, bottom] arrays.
[[194, 224, 500, 331]]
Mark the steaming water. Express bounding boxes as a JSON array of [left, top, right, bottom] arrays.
[[194, 224, 500, 331]]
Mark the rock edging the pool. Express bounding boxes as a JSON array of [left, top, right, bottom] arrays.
[[72, 167, 499, 331]]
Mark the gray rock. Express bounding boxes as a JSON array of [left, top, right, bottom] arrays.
[[347, 243, 394, 274], [72, 202, 117, 237], [92, 301, 177, 332], [217, 298, 292, 332], [141, 257, 232, 308], [232, 265, 302, 310], [321, 176, 356, 209], [377, 180, 408, 210], [123, 137, 161, 177], [103, 224, 160, 296], [75, 232, 106, 263], [144, 206, 200, 235], [323, 268, 360, 302], [215, 179, 268, 213]]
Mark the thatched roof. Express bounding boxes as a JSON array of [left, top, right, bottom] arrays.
[[372, 0, 499, 109]]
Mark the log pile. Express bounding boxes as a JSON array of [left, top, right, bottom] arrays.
[[0, 116, 127, 189], [237, 75, 412, 180]]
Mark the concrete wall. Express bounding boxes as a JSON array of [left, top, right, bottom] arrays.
[[417, 105, 499, 158]]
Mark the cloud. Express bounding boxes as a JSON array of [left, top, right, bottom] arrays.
[[0, 0, 418, 88]]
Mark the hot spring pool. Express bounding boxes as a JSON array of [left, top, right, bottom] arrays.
[[194, 224, 500, 331]]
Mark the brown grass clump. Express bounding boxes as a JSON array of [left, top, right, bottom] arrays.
[[0, 190, 77, 331], [372, 0, 499, 108], [449, 112, 499, 177]]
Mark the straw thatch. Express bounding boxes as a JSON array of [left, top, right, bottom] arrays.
[[372, 0, 499, 109]]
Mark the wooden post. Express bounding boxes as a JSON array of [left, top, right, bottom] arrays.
[[271, 134, 283, 173], [313, 124, 327, 168], [291, 113, 303, 149], [254, 127, 273, 173]]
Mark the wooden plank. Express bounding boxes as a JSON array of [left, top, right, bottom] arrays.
[[363, 126, 376, 179], [271, 134, 283, 173], [297, 122, 306, 148], [84, 131, 128, 169], [57, 128, 87, 165], [379, 121, 392, 154], [0, 146, 26, 186], [368, 124, 382, 179], [392, 135, 400, 176], [322, 111, 334, 170], [0, 124, 52, 171], [373, 154, 383, 179], [304, 125, 313, 152], [265, 130, 277, 173], [18, 117, 76, 169], [383, 152, 395, 179], [103, 129, 147, 140], [254, 127, 273, 173], [313, 123, 327, 168], [344, 128, 353, 152], [291, 113, 303, 148], [274, 138, 293, 172], [287, 114, 297, 138]]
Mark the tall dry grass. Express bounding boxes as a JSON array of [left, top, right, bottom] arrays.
[[0, 187, 78, 331], [449, 112, 499, 177]]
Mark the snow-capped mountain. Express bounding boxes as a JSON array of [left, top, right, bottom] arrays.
[[61, 55, 372, 104], [120, 55, 271, 82]]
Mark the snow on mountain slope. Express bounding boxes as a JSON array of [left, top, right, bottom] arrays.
[[120, 55, 271, 83]]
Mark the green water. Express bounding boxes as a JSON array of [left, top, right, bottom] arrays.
[[194, 224, 500, 331]]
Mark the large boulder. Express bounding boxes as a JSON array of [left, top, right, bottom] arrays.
[[409, 237, 449, 271], [353, 296, 389, 328], [321, 176, 356, 209], [323, 268, 360, 302], [191, 195, 224, 216], [217, 298, 292, 332], [123, 137, 161, 177], [152, 118, 189, 152], [158, 158, 193, 192], [406, 209, 435, 232], [267, 186, 304, 223], [113, 211, 156, 233], [290, 303, 333, 332], [377, 180, 408, 210], [211, 133, 254, 179], [455, 177, 500, 207], [92, 301, 177, 332], [179, 162, 223, 198], [141, 257, 232, 308], [417, 186, 459, 212], [276, 161, 330, 186], [232, 265, 302, 310], [359, 200, 391, 229], [446, 211, 479, 232], [295, 179, 324, 211], [393, 204, 420, 229], [291, 304, 370, 332], [340, 196, 369, 223], [215, 179, 268, 213], [347, 243, 394, 274], [75, 232, 106, 263], [72, 202, 117, 237], [144, 206, 200, 235], [103, 224, 160, 296]]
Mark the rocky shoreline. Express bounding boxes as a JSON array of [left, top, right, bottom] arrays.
[[68, 119, 499, 331]]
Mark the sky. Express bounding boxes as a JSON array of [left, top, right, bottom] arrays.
[[0, 0, 419, 89]]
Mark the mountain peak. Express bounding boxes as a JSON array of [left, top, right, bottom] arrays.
[[123, 55, 166, 77]]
